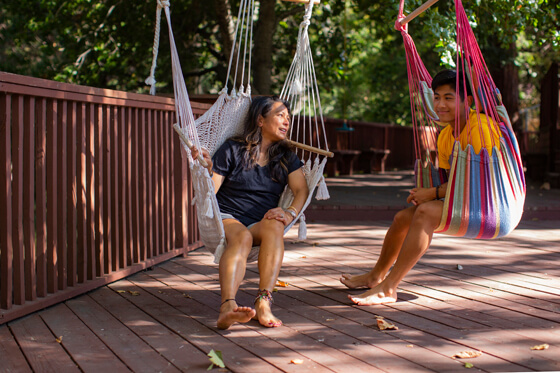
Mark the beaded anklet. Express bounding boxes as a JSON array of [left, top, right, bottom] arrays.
[[254, 289, 274, 304]]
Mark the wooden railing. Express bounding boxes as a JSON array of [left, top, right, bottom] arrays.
[[0, 72, 210, 324], [323, 118, 418, 172]]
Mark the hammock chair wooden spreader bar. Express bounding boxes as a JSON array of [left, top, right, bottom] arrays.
[[172, 123, 332, 163], [397, 0, 439, 27]]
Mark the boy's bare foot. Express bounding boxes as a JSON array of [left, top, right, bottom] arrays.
[[217, 301, 256, 330], [340, 273, 381, 289], [348, 285, 397, 305]]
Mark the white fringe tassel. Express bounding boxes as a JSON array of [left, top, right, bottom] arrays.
[[298, 214, 307, 240], [203, 192, 214, 218], [315, 176, 330, 200]]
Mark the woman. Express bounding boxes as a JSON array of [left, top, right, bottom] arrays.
[[193, 96, 309, 329], [340, 69, 500, 305]]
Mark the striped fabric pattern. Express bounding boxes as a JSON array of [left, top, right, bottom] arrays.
[[405, 0, 526, 240], [416, 119, 525, 239]]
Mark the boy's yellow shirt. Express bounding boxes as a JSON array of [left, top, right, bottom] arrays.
[[437, 110, 501, 170]]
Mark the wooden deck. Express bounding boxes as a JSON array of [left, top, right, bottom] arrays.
[[2, 220, 560, 372]]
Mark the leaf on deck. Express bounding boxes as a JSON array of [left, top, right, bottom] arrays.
[[464, 362, 474, 368], [207, 349, 225, 370], [530, 343, 549, 350], [128, 291, 140, 296], [116, 290, 126, 294], [376, 317, 398, 330], [276, 280, 290, 287], [290, 359, 304, 364], [452, 350, 482, 359], [55, 336, 63, 343]]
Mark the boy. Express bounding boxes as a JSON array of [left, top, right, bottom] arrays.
[[340, 69, 500, 305]]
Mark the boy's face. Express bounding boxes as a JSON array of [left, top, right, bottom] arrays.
[[433, 83, 460, 124]]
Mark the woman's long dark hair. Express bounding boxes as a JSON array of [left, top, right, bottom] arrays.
[[234, 95, 295, 183]]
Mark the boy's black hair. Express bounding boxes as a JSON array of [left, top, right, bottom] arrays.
[[432, 69, 472, 101]]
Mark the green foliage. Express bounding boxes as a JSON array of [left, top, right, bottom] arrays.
[[1, 0, 558, 125]]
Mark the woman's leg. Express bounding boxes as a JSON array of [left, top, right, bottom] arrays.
[[217, 219, 257, 330], [349, 201, 443, 305], [341, 206, 416, 289], [250, 218, 285, 327]]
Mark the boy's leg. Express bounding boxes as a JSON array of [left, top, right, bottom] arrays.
[[341, 206, 416, 289], [250, 218, 285, 327], [349, 201, 443, 305], [217, 219, 256, 330]]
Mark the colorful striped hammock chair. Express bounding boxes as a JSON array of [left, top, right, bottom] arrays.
[[145, 0, 331, 263], [396, 0, 526, 239]]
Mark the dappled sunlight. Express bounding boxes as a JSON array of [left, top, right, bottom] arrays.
[[11, 219, 559, 372]]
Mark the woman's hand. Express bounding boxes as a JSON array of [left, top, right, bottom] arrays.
[[407, 187, 436, 206], [264, 207, 294, 227], [191, 146, 212, 173]]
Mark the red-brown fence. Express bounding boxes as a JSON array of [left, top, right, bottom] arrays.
[[322, 118, 418, 172], [0, 72, 210, 324]]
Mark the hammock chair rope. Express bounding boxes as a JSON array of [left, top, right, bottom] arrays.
[[397, 0, 525, 239], [145, 0, 331, 262]]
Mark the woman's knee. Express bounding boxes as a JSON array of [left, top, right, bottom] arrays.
[[229, 229, 253, 249]]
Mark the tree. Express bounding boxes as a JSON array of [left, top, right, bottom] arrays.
[[1, 0, 558, 126]]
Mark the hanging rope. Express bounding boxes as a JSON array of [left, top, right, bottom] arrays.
[[145, 0, 170, 95]]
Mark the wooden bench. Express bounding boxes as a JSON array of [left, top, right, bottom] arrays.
[[326, 149, 362, 177], [362, 148, 391, 173]]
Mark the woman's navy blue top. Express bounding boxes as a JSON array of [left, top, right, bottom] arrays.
[[212, 139, 303, 226]]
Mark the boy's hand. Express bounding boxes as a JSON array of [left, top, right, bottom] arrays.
[[407, 187, 435, 206]]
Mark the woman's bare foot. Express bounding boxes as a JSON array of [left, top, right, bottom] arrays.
[[348, 284, 397, 305], [340, 272, 382, 289], [254, 298, 282, 327], [253, 289, 282, 327], [217, 301, 256, 330]]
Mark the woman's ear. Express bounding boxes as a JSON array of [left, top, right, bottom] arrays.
[[258, 115, 264, 127], [467, 95, 474, 108]]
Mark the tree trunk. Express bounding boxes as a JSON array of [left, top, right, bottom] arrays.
[[487, 42, 520, 132], [213, 0, 235, 87], [253, 0, 277, 95]]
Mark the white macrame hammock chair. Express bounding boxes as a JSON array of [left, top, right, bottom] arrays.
[[146, 0, 331, 263]]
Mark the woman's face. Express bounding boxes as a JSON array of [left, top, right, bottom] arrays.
[[259, 102, 291, 142]]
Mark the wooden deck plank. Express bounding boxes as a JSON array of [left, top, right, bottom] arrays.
[[39, 303, 130, 373], [123, 272, 331, 373], [9, 314, 80, 372], [110, 275, 288, 373], [162, 259, 456, 372], [64, 294, 181, 373], [88, 286, 212, 372], [3, 221, 560, 372], [272, 235, 560, 372], [0, 324, 32, 372], [144, 265, 381, 373], [178, 253, 526, 373], [285, 238, 560, 327]]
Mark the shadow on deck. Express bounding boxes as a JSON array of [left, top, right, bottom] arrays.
[[2, 220, 560, 372]]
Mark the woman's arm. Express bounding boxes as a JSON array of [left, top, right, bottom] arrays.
[[286, 168, 309, 216], [262, 168, 309, 226], [191, 146, 224, 194]]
